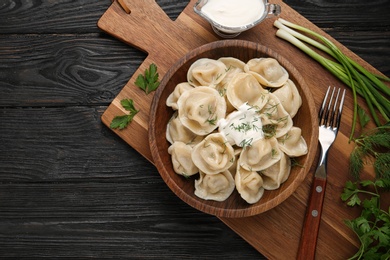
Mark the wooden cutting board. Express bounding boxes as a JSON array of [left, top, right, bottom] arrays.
[[98, 0, 389, 258]]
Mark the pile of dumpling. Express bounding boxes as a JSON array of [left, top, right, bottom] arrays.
[[166, 56, 308, 204]]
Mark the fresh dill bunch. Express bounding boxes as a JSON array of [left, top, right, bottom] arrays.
[[349, 123, 390, 180]]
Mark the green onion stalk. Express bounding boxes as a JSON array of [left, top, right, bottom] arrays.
[[273, 18, 390, 140]]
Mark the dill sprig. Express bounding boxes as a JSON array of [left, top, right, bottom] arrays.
[[262, 124, 277, 138], [349, 123, 390, 180], [205, 104, 218, 125]]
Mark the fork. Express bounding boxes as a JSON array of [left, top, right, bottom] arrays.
[[297, 86, 346, 260]]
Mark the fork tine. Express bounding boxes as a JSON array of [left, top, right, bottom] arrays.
[[328, 87, 346, 129], [323, 87, 336, 126], [335, 89, 346, 129], [319, 86, 346, 129], [329, 88, 341, 127], [318, 86, 330, 123]]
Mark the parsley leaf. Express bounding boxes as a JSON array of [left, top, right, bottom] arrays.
[[135, 63, 160, 94], [341, 179, 390, 259], [110, 115, 132, 130], [110, 98, 139, 130]]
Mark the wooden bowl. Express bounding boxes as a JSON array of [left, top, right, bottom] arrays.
[[149, 40, 318, 218]]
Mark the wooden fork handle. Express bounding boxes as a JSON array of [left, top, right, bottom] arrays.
[[297, 176, 327, 260]]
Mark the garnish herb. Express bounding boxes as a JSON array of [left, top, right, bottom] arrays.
[[218, 87, 227, 97], [349, 124, 390, 180], [230, 121, 254, 134], [290, 157, 304, 168], [135, 63, 160, 94], [239, 138, 253, 148], [357, 106, 371, 129], [206, 117, 218, 125], [280, 132, 291, 145], [181, 172, 191, 179], [206, 104, 218, 125], [263, 103, 279, 118], [271, 148, 278, 158], [110, 99, 139, 130], [343, 123, 390, 259], [274, 18, 390, 140], [262, 124, 277, 138], [341, 179, 390, 260], [220, 140, 228, 154]]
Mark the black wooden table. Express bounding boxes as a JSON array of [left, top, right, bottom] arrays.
[[1, 0, 389, 258]]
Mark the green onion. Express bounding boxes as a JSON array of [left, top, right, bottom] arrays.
[[274, 18, 390, 140]]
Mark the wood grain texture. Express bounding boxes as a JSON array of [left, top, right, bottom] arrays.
[[0, 107, 261, 259], [0, 0, 189, 33], [0, 34, 144, 106], [0, 183, 261, 258], [0, 0, 389, 259]]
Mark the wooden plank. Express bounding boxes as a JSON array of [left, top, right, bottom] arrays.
[[0, 0, 190, 33], [285, 0, 390, 30], [0, 182, 260, 258], [0, 32, 387, 107], [0, 106, 149, 179], [0, 35, 144, 106], [0, 106, 263, 258]]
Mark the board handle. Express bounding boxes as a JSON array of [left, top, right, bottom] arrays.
[[98, 0, 176, 55], [117, 0, 131, 14]]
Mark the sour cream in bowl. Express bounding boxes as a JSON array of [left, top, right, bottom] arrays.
[[194, 0, 281, 38]]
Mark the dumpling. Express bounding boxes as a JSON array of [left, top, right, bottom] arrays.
[[166, 82, 194, 110], [239, 137, 282, 172], [259, 93, 293, 138], [168, 142, 199, 177], [260, 152, 291, 190], [245, 58, 289, 87], [217, 57, 246, 91], [217, 57, 246, 113], [228, 147, 243, 178], [177, 86, 226, 135], [194, 170, 235, 202], [277, 126, 308, 157], [226, 72, 269, 110], [187, 58, 227, 87], [235, 162, 264, 204], [272, 79, 302, 118], [217, 57, 245, 92], [218, 57, 246, 71], [191, 133, 235, 175], [166, 113, 204, 146]]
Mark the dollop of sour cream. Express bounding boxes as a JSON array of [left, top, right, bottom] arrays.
[[201, 0, 265, 28], [218, 103, 264, 147]]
